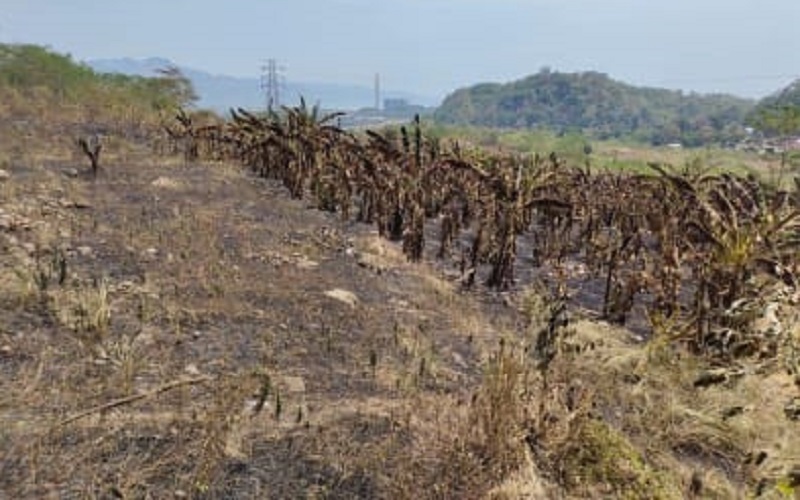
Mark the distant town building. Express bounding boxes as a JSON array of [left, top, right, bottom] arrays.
[[384, 98, 411, 112]]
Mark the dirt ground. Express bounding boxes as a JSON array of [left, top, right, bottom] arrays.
[[2, 138, 800, 499], [0, 142, 533, 498]]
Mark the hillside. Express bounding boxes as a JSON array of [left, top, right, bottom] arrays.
[[3, 44, 800, 499], [748, 79, 800, 137], [755, 79, 800, 111], [434, 69, 755, 146], [0, 44, 195, 150]]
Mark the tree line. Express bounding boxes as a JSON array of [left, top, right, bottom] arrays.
[[434, 69, 765, 147]]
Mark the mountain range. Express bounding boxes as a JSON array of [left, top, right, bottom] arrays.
[[87, 57, 439, 113]]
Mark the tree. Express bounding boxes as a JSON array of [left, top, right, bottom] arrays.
[[155, 65, 198, 109]]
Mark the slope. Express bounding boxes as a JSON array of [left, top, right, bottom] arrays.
[[435, 69, 754, 146]]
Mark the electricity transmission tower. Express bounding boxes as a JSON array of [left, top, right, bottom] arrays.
[[260, 59, 284, 111]]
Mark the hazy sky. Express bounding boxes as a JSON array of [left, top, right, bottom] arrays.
[[2, 0, 799, 101]]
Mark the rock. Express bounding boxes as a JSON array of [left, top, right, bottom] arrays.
[[71, 198, 92, 209], [62, 168, 79, 178], [185, 363, 201, 376], [283, 376, 306, 394], [59, 197, 91, 209], [0, 169, 9, 181], [295, 257, 319, 270], [151, 176, 181, 189], [76, 246, 93, 257], [324, 288, 359, 308], [451, 352, 468, 369], [21, 242, 36, 255]]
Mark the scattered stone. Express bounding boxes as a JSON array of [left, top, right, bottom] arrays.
[[0, 169, 9, 181], [21, 242, 36, 255], [192, 330, 202, 340], [71, 198, 92, 209], [390, 298, 410, 309], [59, 197, 91, 209], [151, 176, 181, 189], [62, 168, 79, 178], [0, 345, 12, 356], [295, 257, 319, 270], [283, 376, 306, 394], [324, 288, 359, 308], [76, 246, 93, 257], [185, 363, 201, 376], [451, 352, 468, 369]]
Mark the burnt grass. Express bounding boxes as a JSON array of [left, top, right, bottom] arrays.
[[4, 137, 799, 499], [0, 145, 521, 498]]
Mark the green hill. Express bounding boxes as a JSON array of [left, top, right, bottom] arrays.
[[0, 43, 196, 140], [755, 79, 800, 111], [434, 69, 755, 146], [748, 79, 800, 138]]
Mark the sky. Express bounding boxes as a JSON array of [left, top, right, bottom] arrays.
[[2, 0, 799, 103]]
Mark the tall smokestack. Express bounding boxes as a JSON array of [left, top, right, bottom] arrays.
[[374, 73, 381, 111]]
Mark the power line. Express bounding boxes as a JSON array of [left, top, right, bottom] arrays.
[[260, 59, 285, 111]]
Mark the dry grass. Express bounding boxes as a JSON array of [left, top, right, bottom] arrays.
[[2, 125, 799, 499], [0, 133, 532, 498]]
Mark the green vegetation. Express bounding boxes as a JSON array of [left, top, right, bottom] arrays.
[[0, 44, 197, 141], [434, 68, 755, 146], [751, 79, 800, 120]]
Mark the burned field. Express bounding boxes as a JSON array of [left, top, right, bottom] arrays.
[[1, 102, 799, 498], [180, 105, 800, 357]]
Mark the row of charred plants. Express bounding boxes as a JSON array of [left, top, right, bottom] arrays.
[[163, 102, 800, 359]]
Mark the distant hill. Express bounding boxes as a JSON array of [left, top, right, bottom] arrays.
[[754, 79, 800, 110], [434, 69, 756, 146], [87, 57, 438, 112], [743, 79, 800, 138]]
